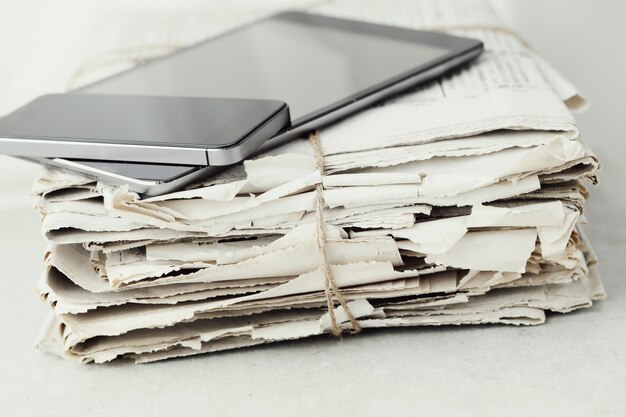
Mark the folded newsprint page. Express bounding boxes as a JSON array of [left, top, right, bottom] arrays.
[[33, 0, 604, 364]]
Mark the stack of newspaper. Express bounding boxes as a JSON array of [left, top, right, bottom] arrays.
[[33, 0, 604, 364]]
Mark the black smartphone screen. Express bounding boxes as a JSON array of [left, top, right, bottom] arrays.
[[1, 94, 286, 148]]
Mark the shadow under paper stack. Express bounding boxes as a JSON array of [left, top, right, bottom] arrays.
[[33, 0, 604, 364]]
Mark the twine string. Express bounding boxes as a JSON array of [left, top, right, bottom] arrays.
[[309, 131, 361, 336]]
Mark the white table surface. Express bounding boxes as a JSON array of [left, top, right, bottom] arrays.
[[1, 1, 625, 416]]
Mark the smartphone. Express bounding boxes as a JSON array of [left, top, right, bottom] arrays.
[[19, 11, 483, 193], [0, 94, 289, 165]]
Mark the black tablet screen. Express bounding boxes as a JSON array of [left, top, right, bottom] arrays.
[[82, 12, 455, 125]]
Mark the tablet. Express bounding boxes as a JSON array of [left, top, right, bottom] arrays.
[[82, 12, 482, 130], [29, 11, 483, 192]]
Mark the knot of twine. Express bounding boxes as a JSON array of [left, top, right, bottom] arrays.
[[308, 131, 361, 336]]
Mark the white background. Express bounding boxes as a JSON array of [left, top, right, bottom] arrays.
[[0, 1, 624, 416]]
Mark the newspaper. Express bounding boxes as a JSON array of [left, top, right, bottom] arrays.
[[31, 0, 604, 364]]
